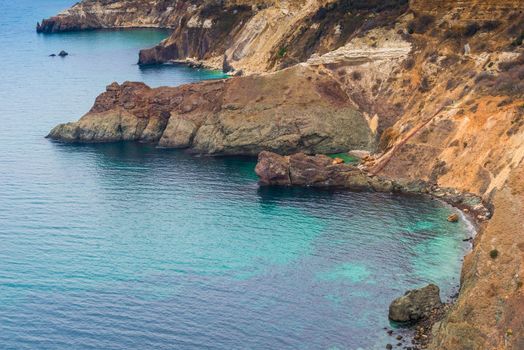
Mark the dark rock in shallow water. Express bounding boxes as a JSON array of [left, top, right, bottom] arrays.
[[389, 284, 443, 323], [49, 54, 56, 57], [58, 50, 68, 57]]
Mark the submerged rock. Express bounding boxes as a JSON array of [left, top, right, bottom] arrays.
[[388, 284, 443, 323]]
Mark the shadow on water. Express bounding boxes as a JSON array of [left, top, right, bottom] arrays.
[[138, 62, 229, 81], [49, 141, 259, 180]]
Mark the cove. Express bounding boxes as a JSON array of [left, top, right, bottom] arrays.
[[0, 1, 473, 350]]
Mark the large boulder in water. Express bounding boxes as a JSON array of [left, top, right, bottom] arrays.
[[389, 284, 443, 323], [255, 151, 291, 186], [255, 151, 396, 191]]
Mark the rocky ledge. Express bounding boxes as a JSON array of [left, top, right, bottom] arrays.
[[47, 64, 376, 156]]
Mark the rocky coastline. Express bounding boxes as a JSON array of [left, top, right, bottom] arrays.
[[255, 151, 491, 224], [46, 71, 376, 156], [41, 0, 524, 349]]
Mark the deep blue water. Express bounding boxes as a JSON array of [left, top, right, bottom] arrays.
[[0, 1, 473, 349]]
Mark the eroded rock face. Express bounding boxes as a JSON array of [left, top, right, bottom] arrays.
[[37, 0, 182, 33], [254, 151, 291, 185], [138, 3, 257, 66], [47, 65, 376, 155], [38, 0, 411, 73], [389, 284, 443, 323], [255, 151, 395, 191]]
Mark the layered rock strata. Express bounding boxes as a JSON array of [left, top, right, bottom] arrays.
[[37, 0, 410, 73]]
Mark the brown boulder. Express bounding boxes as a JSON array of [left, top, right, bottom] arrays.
[[255, 152, 291, 186], [255, 151, 395, 191], [389, 284, 443, 323]]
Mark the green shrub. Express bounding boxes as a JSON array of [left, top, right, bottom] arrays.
[[278, 47, 287, 58], [404, 58, 415, 70], [419, 76, 431, 92], [481, 21, 500, 32], [490, 249, 499, 259]]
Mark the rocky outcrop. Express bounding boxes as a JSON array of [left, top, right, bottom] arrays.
[[255, 151, 395, 190], [255, 151, 492, 220], [47, 64, 376, 155], [37, 0, 181, 33], [139, 0, 410, 72], [389, 284, 443, 323], [137, 2, 258, 66]]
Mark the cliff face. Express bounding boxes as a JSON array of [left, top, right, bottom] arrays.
[[47, 65, 376, 156], [37, 0, 179, 32], [44, 0, 524, 349], [36, 1, 273, 33], [37, 0, 410, 73], [372, 2, 524, 348]]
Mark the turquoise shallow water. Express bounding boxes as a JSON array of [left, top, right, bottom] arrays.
[[0, 1, 473, 349]]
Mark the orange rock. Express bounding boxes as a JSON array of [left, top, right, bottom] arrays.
[[332, 157, 345, 165], [447, 214, 459, 222]]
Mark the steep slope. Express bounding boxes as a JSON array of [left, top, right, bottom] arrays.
[[370, 2, 524, 348], [36, 0, 273, 33], [37, 0, 410, 73]]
